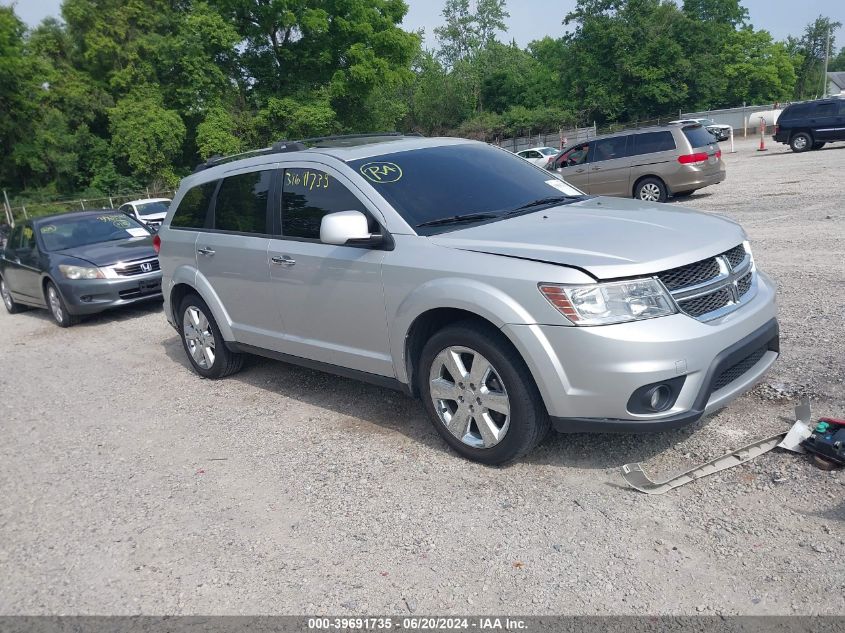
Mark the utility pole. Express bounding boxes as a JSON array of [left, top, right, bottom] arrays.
[[821, 25, 831, 97], [2, 189, 13, 227]]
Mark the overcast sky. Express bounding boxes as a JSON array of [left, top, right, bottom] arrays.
[[3, 0, 843, 47]]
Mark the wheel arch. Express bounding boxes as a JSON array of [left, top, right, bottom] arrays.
[[168, 268, 235, 341]]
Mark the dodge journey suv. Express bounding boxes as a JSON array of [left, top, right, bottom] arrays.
[[156, 133, 778, 465]]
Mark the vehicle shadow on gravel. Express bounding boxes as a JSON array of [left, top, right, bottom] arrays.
[[16, 299, 163, 328], [160, 334, 449, 453], [161, 333, 702, 468]]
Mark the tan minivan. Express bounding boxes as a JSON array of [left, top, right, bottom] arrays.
[[546, 123, 725, 202]]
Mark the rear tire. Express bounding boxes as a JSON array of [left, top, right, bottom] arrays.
[[790, 132, 812, 152], [812, 142, 826, 150], [45, 281, 78, 327], [1, 276, 25, 314], [635, 177, 667, 203], [418, 320, 549, 465], [179, 294, 243, 379]]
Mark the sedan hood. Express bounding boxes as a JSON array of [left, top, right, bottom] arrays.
[[56, 237, 156, 267], [140, 213, 167, 222], [429, 197, 745, 280]]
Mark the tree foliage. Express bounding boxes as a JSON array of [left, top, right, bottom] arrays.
[[0, 0, 838, 203]]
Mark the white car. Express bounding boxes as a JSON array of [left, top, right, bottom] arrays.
[[118, 198, 171, 231], [515, 146, 559, 166], [669, 118, 731, 142]]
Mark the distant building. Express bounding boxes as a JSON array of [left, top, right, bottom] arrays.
[[828, 72, 845, 96]]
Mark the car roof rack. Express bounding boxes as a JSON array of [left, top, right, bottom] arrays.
[[192, 132, 422, 173]]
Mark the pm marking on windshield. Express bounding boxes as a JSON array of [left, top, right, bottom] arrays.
[[360, 161, 403, 183]]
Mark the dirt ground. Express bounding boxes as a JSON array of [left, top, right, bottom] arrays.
[[1, 136, 843, 616]]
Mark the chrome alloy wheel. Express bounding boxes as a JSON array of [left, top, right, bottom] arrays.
[[183, 305, 216, 369], [792, 135, 808, 151], [639, 182, 661, 202], [428, 346, 511, 449], [1, 279, 12, 310], [47, 285, 63, 323]]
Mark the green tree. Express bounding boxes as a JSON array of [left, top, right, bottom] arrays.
[[830, 46, 845, 72], [721, 29, 797, 105], [109, 88, 186, 185], [789, 16, 841, 99]]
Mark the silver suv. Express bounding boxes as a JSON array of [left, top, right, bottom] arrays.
[[156, 133, 778, 465]]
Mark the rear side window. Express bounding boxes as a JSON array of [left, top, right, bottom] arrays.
[[282, 168, 367, 240], [631, 131, 676, 156], [171, 181, 217, 229], [213, 170, 272, 234], [814, 102, 836, 117], [591, 136, 628, 162], [784, 104, 809, 119], [682, 126, 716, 149]]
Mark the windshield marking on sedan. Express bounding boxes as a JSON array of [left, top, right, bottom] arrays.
[[40, 225, 56, 234], [359, 162, 403, 183]]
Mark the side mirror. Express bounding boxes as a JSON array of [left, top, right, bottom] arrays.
[[320, 210, 382, 247]]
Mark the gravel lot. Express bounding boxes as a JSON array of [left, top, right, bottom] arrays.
[[1, 136, 843, 616]]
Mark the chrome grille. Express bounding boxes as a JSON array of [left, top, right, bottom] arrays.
[[114, 258, 160, 276], [677, 288, 733, 318], [657, 244, 755, 321], [657, 257, 720, 291]]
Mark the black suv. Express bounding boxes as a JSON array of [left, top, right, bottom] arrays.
[[773, 97, 845, 152]]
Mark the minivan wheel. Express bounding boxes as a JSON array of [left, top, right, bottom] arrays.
[[1, 277, 24, 314], [419, 320, 549, 465], [635, 177, 667, 203], [45, 282, 78, 327], [790, 133, 812, 152], [179, 294, 243, 379]]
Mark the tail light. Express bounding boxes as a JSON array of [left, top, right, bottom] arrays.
[[678, 152, 709, 165], [715, 150, 722, 159], [153, 234, 161, 254], [774, 124, 779, 135]]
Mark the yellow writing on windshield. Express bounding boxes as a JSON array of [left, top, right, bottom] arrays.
[[359, 162, 402, 183]]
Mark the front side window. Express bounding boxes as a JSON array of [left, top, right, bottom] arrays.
[[348, 143, 584, 235], [171, 181, 217, 229], [557, 143, 590, 167], [38, 214, 150, 251], [282, 168, 367, 240], [213, 170, 272, 234], [591, 136, 628, 162], [632, 131, 676, 155]]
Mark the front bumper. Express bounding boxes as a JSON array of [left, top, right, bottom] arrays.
[[502, 271, 778, 432], [57, 273, 163, 315]]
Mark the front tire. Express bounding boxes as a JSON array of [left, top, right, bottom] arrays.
[[45, 281, 78, 327], [790, 132, 812, 152], [635, 177, 667, 203], [1, 276, 25, 314], [418, 320, 549, 465], [179, 294, 243, 378]]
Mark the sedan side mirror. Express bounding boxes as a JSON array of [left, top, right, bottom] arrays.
[[320, 210, 383, 247]]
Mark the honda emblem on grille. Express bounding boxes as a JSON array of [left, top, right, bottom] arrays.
[[140, 262, 153, 273]]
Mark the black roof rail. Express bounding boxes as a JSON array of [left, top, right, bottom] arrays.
[[192, 132, 420, 172]]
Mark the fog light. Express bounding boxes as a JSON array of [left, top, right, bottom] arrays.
[[627, 376, 686, 415], [645, 385, 673, 411]]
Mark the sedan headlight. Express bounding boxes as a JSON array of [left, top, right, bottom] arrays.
[[539, 278, 676, 326], [59, 264, 105, 280]]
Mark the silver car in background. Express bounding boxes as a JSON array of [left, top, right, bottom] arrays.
[[155, 134, 778, 465]]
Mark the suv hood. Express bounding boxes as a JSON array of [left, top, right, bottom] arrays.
[[429, 197, 745, 280]]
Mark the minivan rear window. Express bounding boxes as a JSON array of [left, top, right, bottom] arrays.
[[682, 126, 716, 149], [631, 131, 675, 155], [171, 181, 217, 229]]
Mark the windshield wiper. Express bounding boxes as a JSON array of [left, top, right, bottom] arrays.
[[504, 195, 583, 215], [416, 212, 501, 228]]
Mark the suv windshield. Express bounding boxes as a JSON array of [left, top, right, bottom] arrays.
[[348, 144, 582, 235], [38, 213, 151, 251], [136, 201, 170, 216]]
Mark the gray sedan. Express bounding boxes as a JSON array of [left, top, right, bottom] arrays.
[[0, 210, 162, 327]]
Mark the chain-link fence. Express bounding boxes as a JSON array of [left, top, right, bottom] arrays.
[[3, 188, 175, 226]]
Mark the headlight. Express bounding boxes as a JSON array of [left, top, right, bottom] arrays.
[[59, 264, 105, 280], [539, 278, 676, 325]]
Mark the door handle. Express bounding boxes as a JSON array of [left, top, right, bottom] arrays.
[[197, 247, 215, 256], [271, 255, 296, 267]]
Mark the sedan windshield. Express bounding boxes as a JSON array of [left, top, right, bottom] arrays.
[[38, 213, 151, 251], [136, 201, 170, 216], [348, 143, 583, 235]]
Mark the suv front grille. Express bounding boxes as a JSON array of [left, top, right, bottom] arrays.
[[656, 244, 754, 321], [114, 258, 160, 276]]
